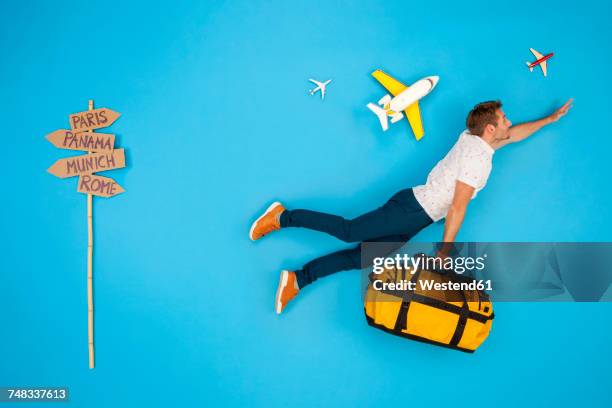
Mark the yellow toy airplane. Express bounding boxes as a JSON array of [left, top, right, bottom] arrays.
[[370, 69, 439, 141]]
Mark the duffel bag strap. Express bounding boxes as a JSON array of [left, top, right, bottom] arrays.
[[393, 268, 422, 332], [449, 290, 470, 347]]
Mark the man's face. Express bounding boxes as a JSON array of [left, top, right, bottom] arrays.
[[493, 109, 512, 140]]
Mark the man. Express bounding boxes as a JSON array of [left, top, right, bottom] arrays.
[[250, 99, 573, 314]]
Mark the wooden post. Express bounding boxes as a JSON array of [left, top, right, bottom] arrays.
[[87, 99, 95, 369]]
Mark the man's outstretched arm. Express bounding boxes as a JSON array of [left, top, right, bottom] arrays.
[[437, 180, 474, 257], [495, 98, 573, 149]]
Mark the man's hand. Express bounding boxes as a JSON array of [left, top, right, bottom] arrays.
[[547, 98, 573, 123], [435, 250, 451, 263], [500, 98, 574, 148], [435, 242, 454, 261]]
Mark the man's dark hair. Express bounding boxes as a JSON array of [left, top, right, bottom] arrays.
[[466, 100, 502, 136]]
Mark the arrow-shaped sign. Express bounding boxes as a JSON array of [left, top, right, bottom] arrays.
[[46, 129, 115, 152], [69, 108, 120, 132], [77, 174, 125, 198], [47, 148, 125, 179]]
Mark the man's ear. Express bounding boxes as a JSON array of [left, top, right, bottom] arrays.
[[484, 123, 496, 135]]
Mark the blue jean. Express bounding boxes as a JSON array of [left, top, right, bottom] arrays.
[[279, 188, 433, 288]]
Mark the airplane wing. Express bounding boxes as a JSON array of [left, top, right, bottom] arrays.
[[530, 48, 544, 60], [309, 79, 321, 86], [372, 69, 406, 96], [371, 69, 425, 140], [540, 61, 548, 77], [404, 102, 425, 140]]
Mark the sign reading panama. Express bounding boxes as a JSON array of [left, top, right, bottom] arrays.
[[46, 130, 115, 152]]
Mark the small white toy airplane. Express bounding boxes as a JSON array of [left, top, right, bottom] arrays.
[[526, 48, 554, 77], [308, 79, 332, 99]]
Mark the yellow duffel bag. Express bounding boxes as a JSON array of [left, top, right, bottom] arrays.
[[364, 262, 494, 353]]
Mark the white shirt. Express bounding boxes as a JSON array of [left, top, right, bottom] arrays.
[[413, 130, 494, 222]]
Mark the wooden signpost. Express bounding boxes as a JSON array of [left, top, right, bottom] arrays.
[[46, 101, 126, 369]]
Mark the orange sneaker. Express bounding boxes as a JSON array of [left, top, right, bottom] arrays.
[[249, 202, 285, 241], [275, 270, 300, 314]]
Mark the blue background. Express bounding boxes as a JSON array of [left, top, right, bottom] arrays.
[[1, 0, 611, 406]]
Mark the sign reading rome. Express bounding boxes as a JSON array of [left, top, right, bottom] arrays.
[[78, 174, 124, 198]]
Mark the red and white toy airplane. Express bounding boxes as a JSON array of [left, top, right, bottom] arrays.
[[526, 48, 554, 77]]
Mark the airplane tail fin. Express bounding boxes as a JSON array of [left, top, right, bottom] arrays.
[[526, 62, 534, 72], [378, 94, 392, 106], [367, 103, 389, 131]]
